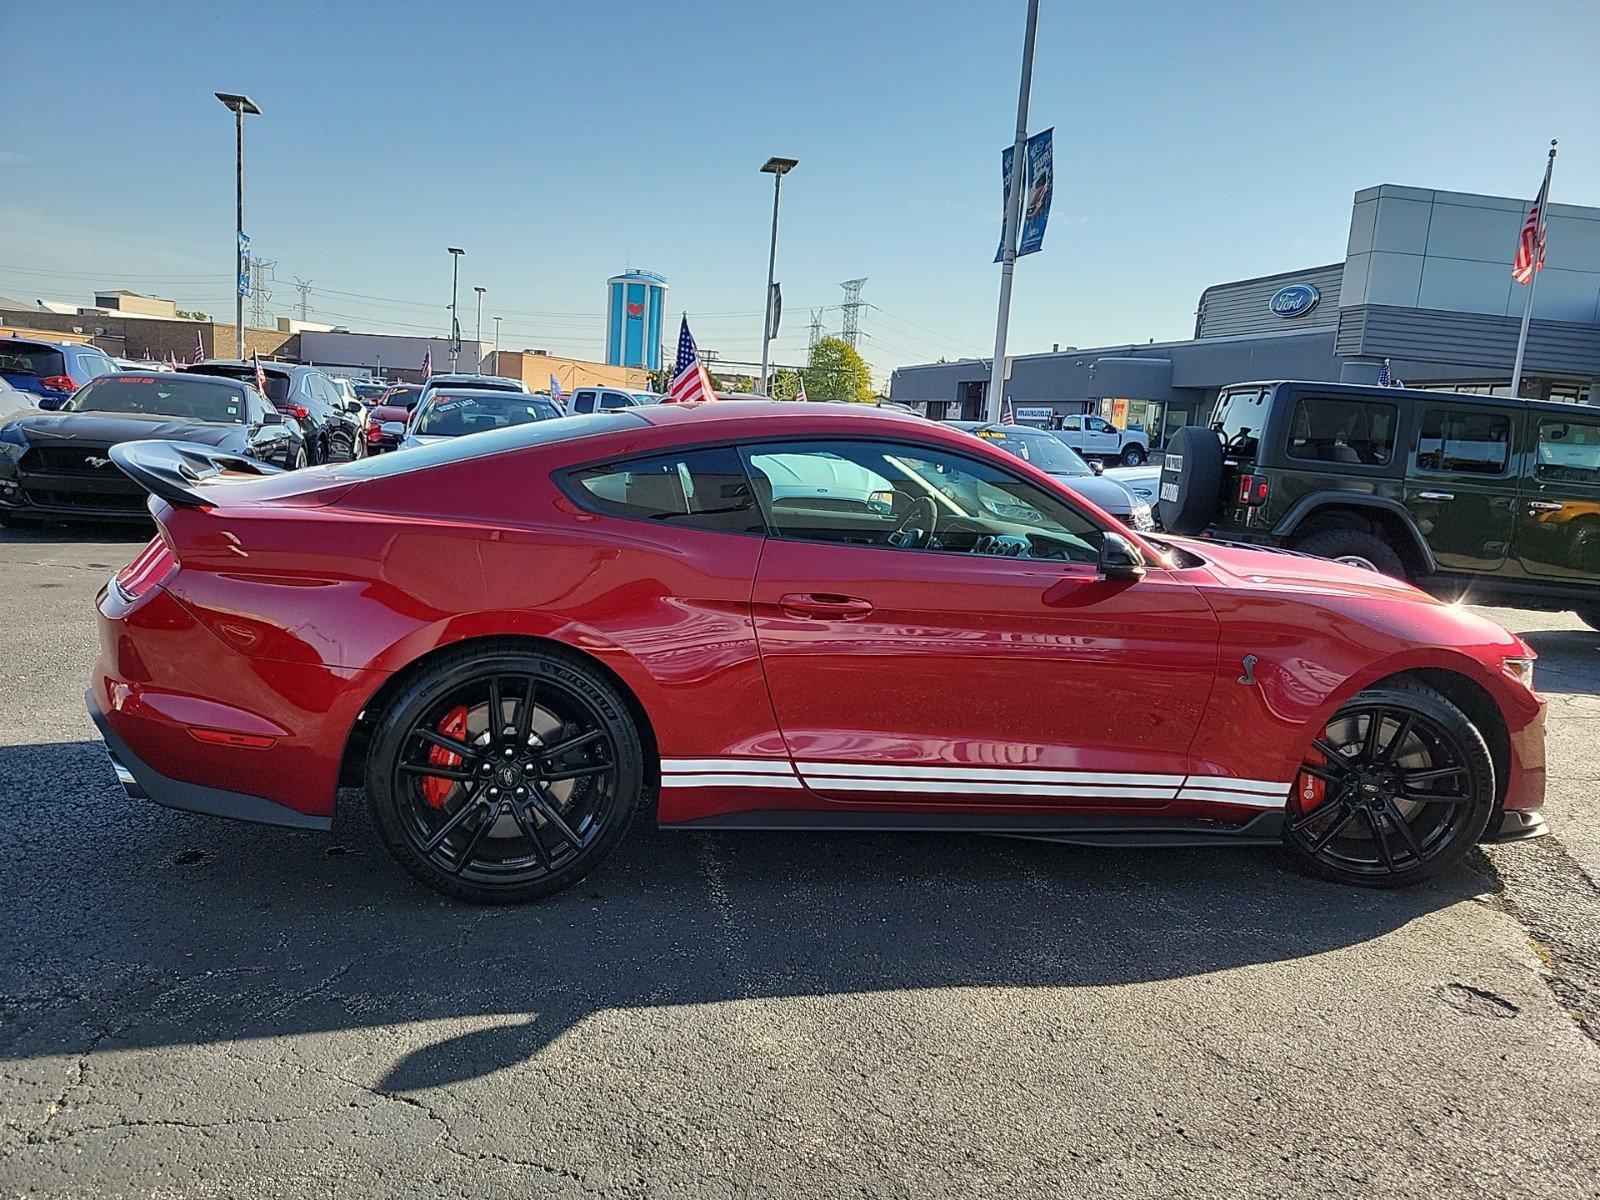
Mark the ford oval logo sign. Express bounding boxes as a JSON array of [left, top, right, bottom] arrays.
[[1269, 283, 1320, 319]]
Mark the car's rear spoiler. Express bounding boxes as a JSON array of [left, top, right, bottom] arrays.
[[110, 440, 284, 508]]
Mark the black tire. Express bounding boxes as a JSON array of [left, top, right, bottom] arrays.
[[1156, 425, 1224, 534], [365, 642, 645, 903], [1120, 444, 1147, 467], [1574, 606, 1600, 632], [287, 445, 308, 471], [1294, 527, 1407, 579], [1282, 682, 1494, 888]]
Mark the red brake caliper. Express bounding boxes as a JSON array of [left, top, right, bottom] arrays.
[[1296, 744, 1330, 817], [423, 705, 471, 809]]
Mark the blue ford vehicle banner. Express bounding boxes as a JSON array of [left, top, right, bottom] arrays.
[[996, 128, 1053, 262]]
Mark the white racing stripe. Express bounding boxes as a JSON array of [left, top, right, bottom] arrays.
[[660, 757, 1291, 806]]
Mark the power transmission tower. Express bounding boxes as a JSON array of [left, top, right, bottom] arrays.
[[807, 309, 824, 350], [293, 278, 313, 322], [840, 278, 867, 349], [249, 258, 276, 329]]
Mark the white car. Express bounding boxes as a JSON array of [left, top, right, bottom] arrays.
[[1053, 415, 1149, 466], [0, 375, 36, 422], [398, 388, 562, 451]]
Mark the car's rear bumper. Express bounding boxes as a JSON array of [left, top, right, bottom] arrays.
[[87, 691, 330, 830]]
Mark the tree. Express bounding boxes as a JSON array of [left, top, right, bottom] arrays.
[[770, 367, 804, 401], [176, 309, 210, 321], [803, 336, 873, 403]]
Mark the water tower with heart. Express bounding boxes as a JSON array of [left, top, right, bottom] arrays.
[[606, 269, 668, 371]]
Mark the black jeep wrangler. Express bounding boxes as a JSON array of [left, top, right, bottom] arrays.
[[1158, 380, 1600, 628]]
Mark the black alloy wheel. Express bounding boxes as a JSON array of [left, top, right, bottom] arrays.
[[288, 445, 308, 471], [366, 645, 644, 903], [1282, 683, 1493, 887]]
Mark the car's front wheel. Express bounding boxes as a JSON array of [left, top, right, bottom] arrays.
[[365, 643, 645, 903], [287, 445, 308, 470], [1120, 444, 1146, 466], [1282, 683, 1494, 887]]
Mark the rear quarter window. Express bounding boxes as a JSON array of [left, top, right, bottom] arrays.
[[1415, 409, 1510, 475], [1285, 397, 1397, 467], [565, 446, 764, 535]]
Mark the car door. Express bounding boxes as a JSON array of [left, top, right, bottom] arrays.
[[1083, 416, 1119, 457], [1514, 414, 1600, 581], [1404, 403, 1518, 574], [744, 437, 1221, 805]]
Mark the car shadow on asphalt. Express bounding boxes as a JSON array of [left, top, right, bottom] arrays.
[[0, 738, 1493, 1095]]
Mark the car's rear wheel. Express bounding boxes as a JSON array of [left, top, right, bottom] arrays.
[[365, 644, 645, 903], [1293, 528, 1407, 579], [1282, 683, 1494, 887], [287, 445, 308, 470]]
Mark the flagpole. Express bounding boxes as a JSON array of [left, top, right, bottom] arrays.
[[986, 0, 1040, 424], [1510, 140, 1557, 400]]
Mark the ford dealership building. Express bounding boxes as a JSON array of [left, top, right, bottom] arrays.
[[889, 184, 1600, 447]]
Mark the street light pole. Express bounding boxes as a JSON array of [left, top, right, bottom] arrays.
[[473, 286, 486, 371], [986, 0, 1040, 423], [447, 247, 465, 371], [759, 156, 798, 396], [215, 92, 261, 361], [493, 315, 502, 375]]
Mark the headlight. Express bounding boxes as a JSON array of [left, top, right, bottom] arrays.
[[1502, 656, 1535, 690]]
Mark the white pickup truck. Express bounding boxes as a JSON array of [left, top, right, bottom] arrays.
[[1052, 415, 1150, 466]]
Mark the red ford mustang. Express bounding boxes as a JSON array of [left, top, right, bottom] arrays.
[[89, 402, 1547, 902]]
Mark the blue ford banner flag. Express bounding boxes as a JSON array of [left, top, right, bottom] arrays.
[[237, 232, 252, 297], [996, 128, 1054, 262]]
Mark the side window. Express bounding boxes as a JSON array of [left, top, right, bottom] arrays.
[[1087, 417, 1112, 433], [1061, 416, 1081, 431], [572, 390, 596, 414], [1415, 409, 1510, 475], [78, 351, 114, 379], [599, 391, 631, 410], [743, 439, 1105, 563], [1286, 397, 1397, 466], [1535, 420, 1600, 485], [566, 446, 764, 535]]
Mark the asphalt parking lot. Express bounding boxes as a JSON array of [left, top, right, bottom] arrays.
[[1, 524, 1598, 1199]]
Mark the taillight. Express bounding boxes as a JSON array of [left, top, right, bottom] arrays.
[[288, 403, 310, 421], [366, 419, 381, 439], [40, 374, 78, 393], [1237, 473, 1270, 506], [113, 537, 176, 603]]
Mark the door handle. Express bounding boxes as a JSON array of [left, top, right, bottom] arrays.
[[1527, 500, 1564, 512], [1416, 491, 1454, 501], [778, 593, 875, 620]]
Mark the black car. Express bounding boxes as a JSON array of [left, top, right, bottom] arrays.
[[188, 360, 365, 465], [0, 371, 301, 525]]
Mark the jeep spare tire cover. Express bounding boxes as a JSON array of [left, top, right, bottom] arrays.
[[1157, 426, 1225, 535]]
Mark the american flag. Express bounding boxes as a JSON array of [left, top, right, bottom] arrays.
[[252, 351, 268, 397], [1002, 398, 1016, 424], [1513, 170, 1550, 285], [664, 316, 716, 404], [794, 380, 808, 403], [549, 372, 566, 402], [193, 331, 205, 363], [420, 348, 432, 379]]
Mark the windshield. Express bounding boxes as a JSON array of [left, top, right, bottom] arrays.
[[414, 391, 561, 437], [976, 428, 1092, 475], [1211, 388, 1267, 458], [66, 375, 247, 423], [0, 345, 67, 378]]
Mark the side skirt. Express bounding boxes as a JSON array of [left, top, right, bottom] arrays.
[[661, 808, 1284, 848]]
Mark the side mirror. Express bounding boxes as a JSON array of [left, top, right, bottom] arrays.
[[1089, 460, 1104, 475], [1097, 532, 1146, 582], [262, 409, 283, 425]]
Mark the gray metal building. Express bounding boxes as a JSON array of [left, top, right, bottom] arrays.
[[891, 184, 1600, 445]]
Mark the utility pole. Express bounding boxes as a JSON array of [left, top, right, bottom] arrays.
[[473, 285, 486, 371], [758, 156, 798, 396], [294, 277, 313, 321], [987, 0, 1041, 423], [493, 315, 502, 375], [214, 92, 261, 360], [250, 258, 276, 330], [807, 309, 824, 350], [1510, 140, 1558, 400], [447, 247, 465, 371], [840, 279, 867, 349]]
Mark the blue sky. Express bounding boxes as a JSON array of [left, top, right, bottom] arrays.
[[1, 1, 1595, 384]]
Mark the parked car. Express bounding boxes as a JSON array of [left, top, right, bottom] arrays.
[[188, 360, 364, 465], [0, 371, 299, 525], [399, 389, 562, 450], [1157, 379, 1600, 629], [567, 386, 658, 414], [416, 373, 527, 409], [0, 338, 121, 410], [90, 401, 1544, 904], [951, 421, 1154, 531], [366, 383, 423, 453], [351, 381, 394, 406], [1053, 414, 1150, 466], [0, 375, 36, 423]]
